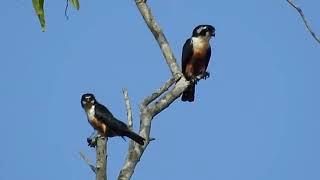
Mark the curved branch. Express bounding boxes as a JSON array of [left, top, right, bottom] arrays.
[[287, 0, 320, 44]]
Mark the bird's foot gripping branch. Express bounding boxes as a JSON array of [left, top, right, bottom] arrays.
[[87, 131, 99, 148]]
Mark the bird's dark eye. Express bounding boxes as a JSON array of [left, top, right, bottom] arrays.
[[200, 29, 207, 36]]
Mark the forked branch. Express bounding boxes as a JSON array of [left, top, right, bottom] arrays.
[[117, 0, 189, 180]]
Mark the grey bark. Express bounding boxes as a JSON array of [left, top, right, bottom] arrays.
[[117, 0, 189, 180], [96, 137, 107, 180], [80, 136, 107, 180]]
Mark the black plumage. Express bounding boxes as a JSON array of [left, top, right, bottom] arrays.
[[81, 93, 145, 145]]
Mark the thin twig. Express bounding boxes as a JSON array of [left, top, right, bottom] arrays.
[[64, 0, 69, 20], [142, 75, 179, 106], [122, 88, 135, 150], [122, 88, 133, 130], [79, 150, 96, 173], [286, 0, 320, 44]]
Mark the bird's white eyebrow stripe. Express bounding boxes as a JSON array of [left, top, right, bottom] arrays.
[[197, 26, 207, 33]]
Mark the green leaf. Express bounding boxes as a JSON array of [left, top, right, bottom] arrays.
[[70, 0, 80, 10], [32, 0, 46, 32]]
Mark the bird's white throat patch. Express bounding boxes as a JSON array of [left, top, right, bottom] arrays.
[[87, 105, 95, 120], [192, 37, 209, 51]]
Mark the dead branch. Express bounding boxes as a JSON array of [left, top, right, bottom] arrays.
[[142, 75, 178, 106], [287, 0, 320, 44], [122, 88, 133, 130], [80, 136, 107, 180], [117, 0, 189, 180], [79, 150, 96, 173], [96, 137, 107, 180], [122, 88, 135, 150], [134, 0, 183, 76]]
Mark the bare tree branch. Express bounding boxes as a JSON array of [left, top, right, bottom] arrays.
[[123, 88, 133, 130], [149, 78, 188, 117], [287, 0, 320, 44], [134, 0, 183, 76], [79, 150, 96, 173], [117, 1, 189, 180], [142, 75, 178, 106], [122, 88, 135, 150], [80, 137, 107, 180], [96, 137, 107, 180]]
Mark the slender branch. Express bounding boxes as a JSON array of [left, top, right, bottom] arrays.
[[142, 75, 178, 106], [64, 0, 69, 20], [118, 1, 190, 180], [118, 104, 152, 180], [122, 88, 135, 150], [134, 0, 183, 76], [79, 150, 96, 173], [123, 88, 133, 130], [149, 78, 188, 117], [96, 137, 107, 180], [286, 0, 320, 44]]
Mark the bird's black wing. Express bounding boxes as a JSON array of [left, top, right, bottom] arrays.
[[94, 104, 114, 124], [94, 104, 128, 135], [94, 103, 145, 145], [181, 38, 193, 75], [204, 46, 211, 70]]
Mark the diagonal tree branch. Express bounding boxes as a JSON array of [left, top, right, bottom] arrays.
[[80, 137, 107, 180], [134, 0, 183, 76], [286, 0, 320, 44], [118, 1, 189, 180], [142, 75, 178, 106], [149, 78, 188, 117], [79, 150, 97, 173]]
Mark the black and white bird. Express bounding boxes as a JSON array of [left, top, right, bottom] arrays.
[[81, 93, 145, 146], [181, 24, 215, 102]]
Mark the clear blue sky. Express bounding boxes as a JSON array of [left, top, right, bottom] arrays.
[[1, 0, 319, 179]]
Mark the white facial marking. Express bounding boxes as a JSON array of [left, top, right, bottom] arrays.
[[196, 26, 207, 34]]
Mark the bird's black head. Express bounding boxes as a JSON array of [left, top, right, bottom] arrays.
[[192, 24, 215, 38], [81, 93, 97, 109]]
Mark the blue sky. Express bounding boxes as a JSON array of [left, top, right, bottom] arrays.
[[0, 0, 319, 179]]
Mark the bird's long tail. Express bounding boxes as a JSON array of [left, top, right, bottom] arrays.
[[181, 83, 195, 102], [125, 130, 145, 145]]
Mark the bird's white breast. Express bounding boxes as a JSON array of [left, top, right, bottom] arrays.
[[192, 37, 209, 52], [87, 105, 95, 121]]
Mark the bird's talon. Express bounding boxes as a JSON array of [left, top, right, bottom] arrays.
[[87, 137, 97, 148], [203, 72, 210, 79]]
